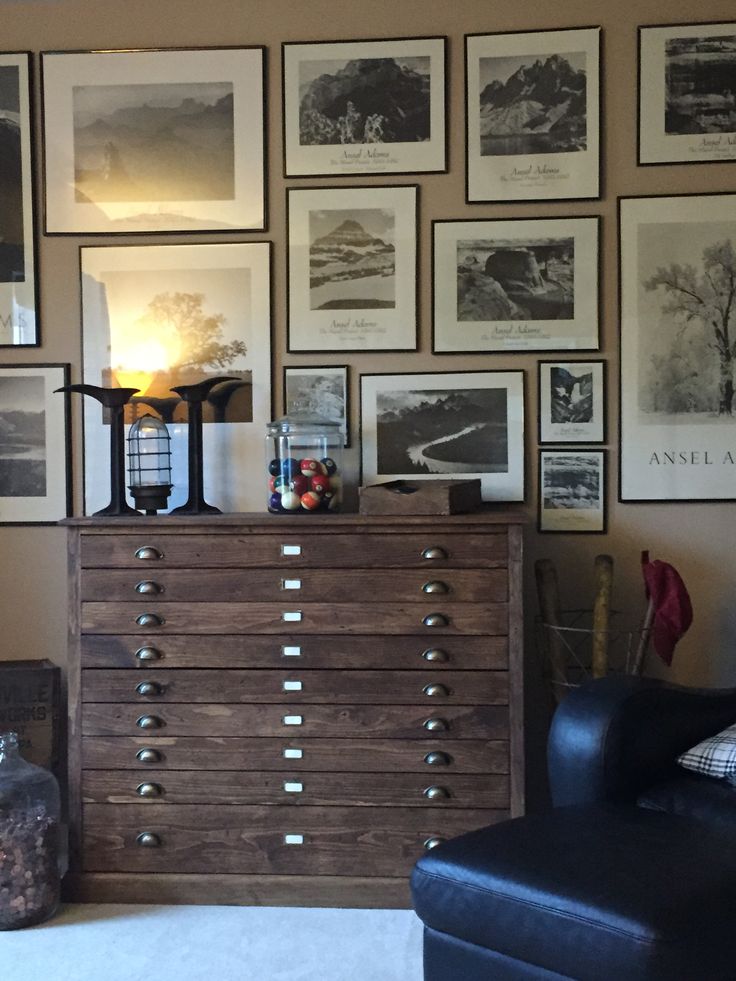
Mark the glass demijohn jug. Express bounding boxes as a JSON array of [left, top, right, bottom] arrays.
[[0, 731, 61, 929]]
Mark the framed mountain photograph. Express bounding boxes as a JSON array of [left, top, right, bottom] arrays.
[[620, 193, 736, 502], [287, 184, 418, 352], [360, 370, 525, 502], [433, 216, 599, 353], [0, 53, 37, 346], [539, 450, 606, 533], [284, 364, 350, 447], [465, 27, 601, 203], [639, 21, 736, 165], [41, 46, 266, 234], [0, 364, 71, 525], [538, 360, 606, 444], [282, 36, 447, 177]]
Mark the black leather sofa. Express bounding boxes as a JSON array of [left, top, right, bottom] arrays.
[[411, 675, 736, 980]]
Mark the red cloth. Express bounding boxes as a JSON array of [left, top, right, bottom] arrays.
[[641, 551, 693, 666]]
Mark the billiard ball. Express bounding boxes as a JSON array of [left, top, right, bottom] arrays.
[[289, 474, 309, 497], [281, 457, 300, 478], [268, 458, 282, 476], [300, 491, 321, 510], [310, 474, 331, 495], [300, 458, 323, 477], [320, 457, 338, 476], [268, 492, 283, 512], [280, 490, 302, 510]]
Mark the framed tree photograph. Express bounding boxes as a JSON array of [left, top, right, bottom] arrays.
[[0, 53, 37, 346], [539, 449, 606, 533], [639, 22, 736, 165], [619, 193, 736, 502], [80, 242, 271, 514], [287, 184, 418, 352], [41, 46, 266, 234], [360, 370, 525, 501], [465, 27, 601, 203], [0, 364, 71, 524], [282, 36, 447, 177], [433, 216, 599, 353], [538, 360, 606, 444], [284, 364, 349, 447]]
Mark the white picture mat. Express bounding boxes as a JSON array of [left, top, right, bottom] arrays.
[[539, 361, 604, 443], [540, 450, 605, 531], [81, 242, 271, 514], [42, 48, 264, 233]]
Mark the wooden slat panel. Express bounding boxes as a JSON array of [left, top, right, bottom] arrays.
[[81, 669, 508, 705], [82, 736, 509, 774], [81, 601, 508, 636], [80, 634, 509, 671], [82, 770, 510, 808], [81, 703, 509, 740]]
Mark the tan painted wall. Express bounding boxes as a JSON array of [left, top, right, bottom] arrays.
[[1, 0, 735, 801]]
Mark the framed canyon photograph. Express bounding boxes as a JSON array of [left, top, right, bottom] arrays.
[[287, 184, 418, 352], [41, 46, 266, 234], [0, 364, 70, 524], [80, 241, 272, 515], [619, 193, 736, 501], [538, 449, 606, 533], [360, 370, 525, 502], [282, 36, 447, 177], [0, 53, 37, 346], [283, 364, 350, 448], [465, 26, 601, 203], [639, 21, 736, 165], [433, 216, 599, 353], [538, 359, 606, 444]]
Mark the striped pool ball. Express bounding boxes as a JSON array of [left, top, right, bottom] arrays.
[[300, 458, 323, 477], [320, 457, 338, 476], [300, 491, 322, 510]]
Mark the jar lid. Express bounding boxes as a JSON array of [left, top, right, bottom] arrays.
[[267, 413, 341, 436]]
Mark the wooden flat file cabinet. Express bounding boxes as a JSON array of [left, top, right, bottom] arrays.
[[64, 513, 524, 907]]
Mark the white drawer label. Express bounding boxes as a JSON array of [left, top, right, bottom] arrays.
[[282, 645, 302, 658], [281, 545, 302, 556], [282, 611, 302, 622], [282, 579, 302, 590], [283, 748, 303, 760], [283, 680, 303, 692], [282, 715, 303, 726], [284, 834, 304, 845], [284, 781, 303, 794]]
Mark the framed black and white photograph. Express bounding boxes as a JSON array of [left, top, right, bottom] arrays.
[[0, 53, 37, 346], [539, 449, 606, 533], [620, 193, 736, 502], [639, 22, 736, 165], [465, 27, 601, 203], [0, 364, 70, 524], [287, 184, 418, 352], [284, 364, 350, 447], [538, 360, 606, 444], [282, 36, 446, 177], [41, 47, 266, 234], [80, 242, 271, 514], [433, 217, 599, 353], [360, 370, 525, 501]]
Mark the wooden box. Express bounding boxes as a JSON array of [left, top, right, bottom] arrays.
[[359, 479, 482, 516], [0, 659, 61, 770]]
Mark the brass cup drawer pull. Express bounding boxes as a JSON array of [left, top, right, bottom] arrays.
[[136, 832, 162, 848], [424, 836, 446, 850], [136, 715, 164, 730], [135, 580, 163, 595], [421, 546, 448, 561], [423, 717, 449, 733], [136, 613, 165, 628], [422, 580, 449, 594], [423, 613, 449, 628], [422, 648, 449, 663], [136, 782, 162, 799], [423, 785, 450, 801], [424, 751, 452, 767], [134, 546, 163, 561], [423, 683, 450, 698], [136, 681, 162, 697], [135, 646, 162, 662], [136, 748, 162, 764]]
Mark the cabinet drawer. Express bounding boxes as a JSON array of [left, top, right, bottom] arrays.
[[82, 770, 510, 808], [82, 803, 508, 875], [82, 703, 509, 740], [80, 634, 509, 671], [82, 669, 508, 705], [81, 601, 508, 636], [82, 736, 509, 774], [80, 532, 508, 569], [80, 568, 508, 604]]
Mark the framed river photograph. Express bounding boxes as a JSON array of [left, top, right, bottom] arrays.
[[80, 241, 272, 514], [360, 370, 525, 502], [639, 22, 736, 165], [538, 360, 606, 444], [0, 364, 71, 525], [433, 216, 599, 353], [282, 36, 447, 177], [283, 364, 350, 447], [287, 184, 418, 352], [538, 449, 606, 533], [0, 53, 37, 346], [41, 46, 266, 234], [465, 26, 601, 203], [620, 193, 736, 502]]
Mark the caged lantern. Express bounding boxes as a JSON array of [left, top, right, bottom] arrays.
[[126, 413, 172, 515]]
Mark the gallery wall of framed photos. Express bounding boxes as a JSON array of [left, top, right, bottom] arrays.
[[1, 0, 736, 704]]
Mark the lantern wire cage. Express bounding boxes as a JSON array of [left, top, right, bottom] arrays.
[[126, 413, 172, 514]]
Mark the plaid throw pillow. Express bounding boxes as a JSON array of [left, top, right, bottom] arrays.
[[677, 723, 736, 785]]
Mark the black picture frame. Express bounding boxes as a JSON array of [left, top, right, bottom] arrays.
[[283, 364, 350, 448], [538, 448, 607, 534], [537, 359, 607, 445]]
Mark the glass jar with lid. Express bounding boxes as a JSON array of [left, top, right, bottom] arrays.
[[0, 731, 62, 930], [266, 414, 343, 513]]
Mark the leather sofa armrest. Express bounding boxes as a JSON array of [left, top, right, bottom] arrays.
[[548, 675, 736, 807]]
